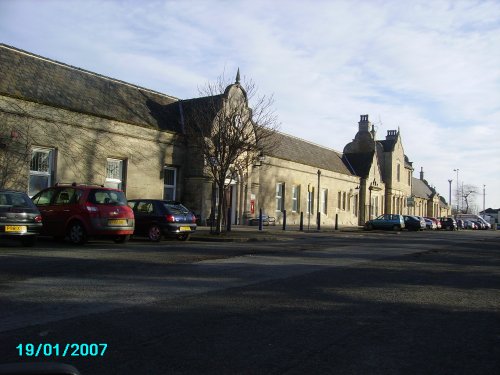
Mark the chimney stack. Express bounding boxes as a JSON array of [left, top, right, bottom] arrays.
[[358, 114, 370, 133]]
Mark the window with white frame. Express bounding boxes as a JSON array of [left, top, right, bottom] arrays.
[[307, 188, 314, 214], [321, 188, 328, 215], [29, 148, 54, 197], [163, 167, 177, 200], [275, 182, 284, 212], [291, 185, 299, 212], [105, 158, 125, 190], [337, 191, 342, 209], [342, 192, 347, 210]]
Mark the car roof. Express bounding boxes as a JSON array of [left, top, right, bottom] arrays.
[[128, 199, 182, 204], [49, 184, 124, 192]]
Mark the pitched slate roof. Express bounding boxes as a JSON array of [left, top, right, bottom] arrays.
[[412, 177, 433, 199], [0, 44, 181, 132], [378, 139, 396, 152], [179, 95, 225, 134], [268, 132, 354, 176], [343, 152, 374, 178]]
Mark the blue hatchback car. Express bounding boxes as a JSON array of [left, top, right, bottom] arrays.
[[365, 214, 405, 231], [127, 199, 197, 241]]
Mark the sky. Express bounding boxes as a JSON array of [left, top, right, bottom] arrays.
[[1, 0, 499, 210]]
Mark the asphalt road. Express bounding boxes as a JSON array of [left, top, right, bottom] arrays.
[[0, 230, 499, 374]]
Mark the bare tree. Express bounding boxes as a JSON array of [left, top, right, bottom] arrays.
[[461, 184, 477, 214], [184, 71, 279, 233], [0, 123, 31, 190]]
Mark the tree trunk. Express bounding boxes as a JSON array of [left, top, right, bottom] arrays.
[[215, 181, 225, 234]]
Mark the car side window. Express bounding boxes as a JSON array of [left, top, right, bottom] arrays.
[[136, 202, 154, 214], [32, 189, 55, 206], [54, 188, 77, 205]]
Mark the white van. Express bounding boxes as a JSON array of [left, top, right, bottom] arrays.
[[455, 214, 491, 229]]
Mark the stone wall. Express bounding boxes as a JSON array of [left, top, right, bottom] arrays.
[[256, 156, 360, 226], [0, 95, 183, 199]]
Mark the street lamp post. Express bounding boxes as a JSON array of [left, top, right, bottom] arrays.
[[483, 184, 486, 218], [453, 169, 459, 214], [448, 179, 452, 212]]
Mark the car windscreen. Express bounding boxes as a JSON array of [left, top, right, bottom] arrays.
[[88, 189, 127, 206], [0, 192, 35, 209], [162, 202, 190, 215]]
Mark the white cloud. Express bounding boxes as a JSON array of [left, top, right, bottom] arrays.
[[1, 0, 499, 208]]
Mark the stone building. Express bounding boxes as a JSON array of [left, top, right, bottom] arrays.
[[0, 44, 449, 227], [411, 168, 449, 218], [344, 115, 415, 225]]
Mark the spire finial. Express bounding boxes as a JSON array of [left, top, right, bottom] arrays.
[[235, 68, 240, 84]]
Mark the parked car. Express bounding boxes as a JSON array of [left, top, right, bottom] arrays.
[[403, 215, 426, 231], [0, 189, 43, 246], [462, 220, 475, 229], [127, 199, 197, 241], [424, 217, 439, 230], [440, 217, 457, 231], [365, 214, 405, 231], [31, 183, 134, 245], [455, 214, 491, 229], [424, 217, 437, 230], [473, 220, 485, 229], [415, 216, 427, 230]]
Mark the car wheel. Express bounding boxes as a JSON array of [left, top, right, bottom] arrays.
[[177, 233, 190, 241], [148, 225, 162, 242], [367, 223, 373, 230], [114, 235, 130, 244], [67, 222, 87, 245], [393, 225, 401, 231], [20, 236, 36, 247]]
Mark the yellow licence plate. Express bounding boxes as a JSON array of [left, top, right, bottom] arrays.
[[179, 226, 191, 231], [108, 219, 127, 226], [5, 225, 27, 233]]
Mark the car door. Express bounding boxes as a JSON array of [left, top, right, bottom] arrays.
[[31, 188, 57, 235], [379, 214, 391, 229], [50, 188, 80, 235], [133, 201, 155, 236]]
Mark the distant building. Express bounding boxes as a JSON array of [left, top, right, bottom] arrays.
[[479, 208, 499, 224], [0, 43, 449, 227]]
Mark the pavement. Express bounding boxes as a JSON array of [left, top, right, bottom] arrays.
[[190, 224, 364, 242]]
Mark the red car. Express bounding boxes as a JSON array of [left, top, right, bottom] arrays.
[[32, 183, 134, 244], [425, 217, 441, 229]]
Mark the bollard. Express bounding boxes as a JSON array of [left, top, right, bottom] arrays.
[[299, 212, 304, 231], [317, 212, 321, 230], [227, 207, 232, 232], [335, 213, 338, 230], [258, 208, 263, 231], [282, 210, 287, 230]]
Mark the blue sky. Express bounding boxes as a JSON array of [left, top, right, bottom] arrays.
[[1, 0, 499, 210]]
